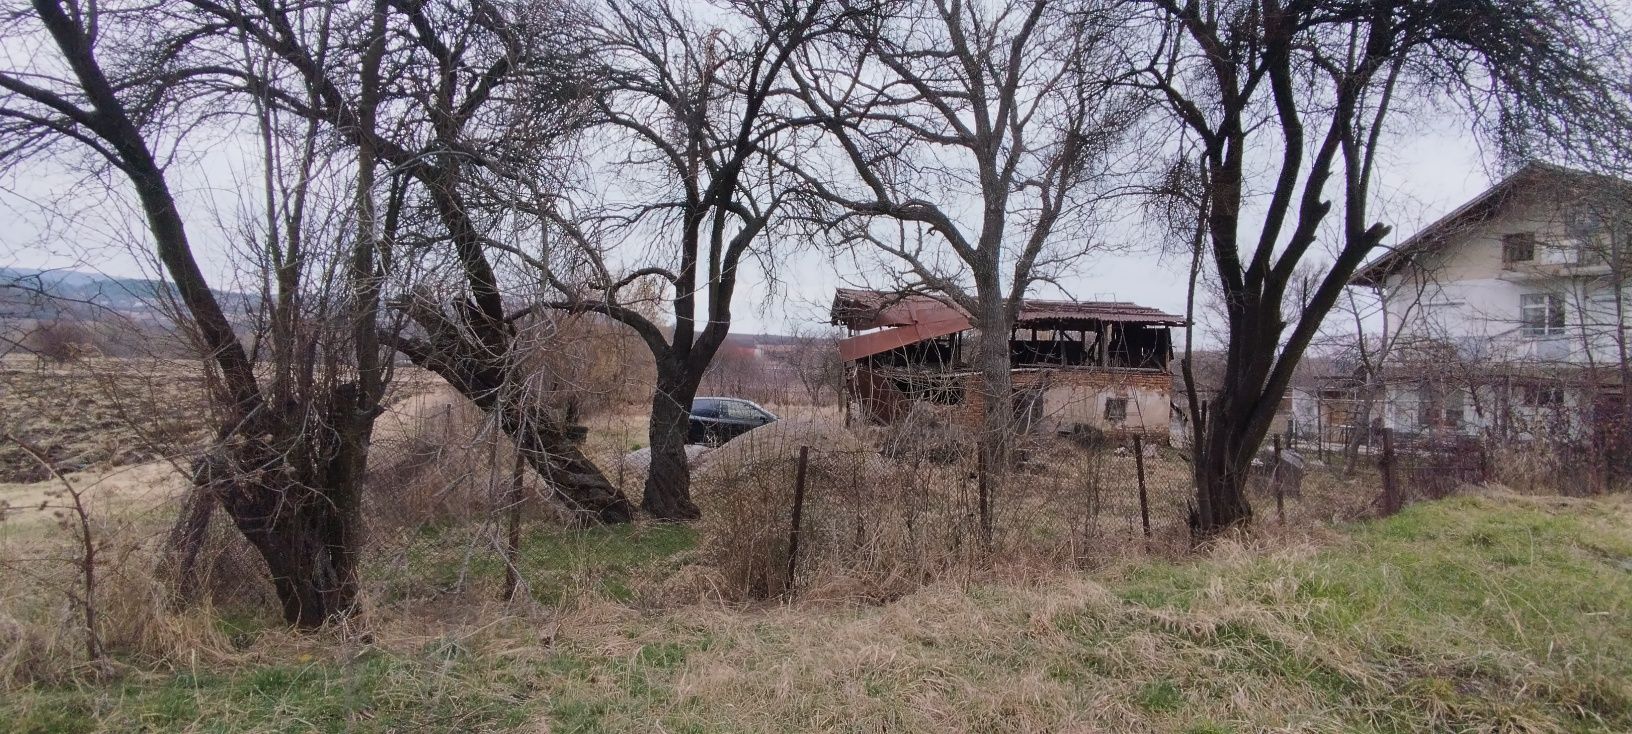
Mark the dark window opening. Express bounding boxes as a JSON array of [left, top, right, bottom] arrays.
[[890, 375, 965, 405], [866, 333, 961, 369], [1521, 384, 1566, 407], [1102, 323, 1173, 370], [1417, 384, 1465, 429], [1104, 397, 1128, 422], [1503, 233, 1536, 267], [1010, 327, 1096, 366]]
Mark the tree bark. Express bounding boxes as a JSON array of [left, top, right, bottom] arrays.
[[195, 387, 366, 628], [972, 300, 1013, 544], [1191, 355, 1260, 534], [498, 399, 634, 525], [389, 304, 634, 524], [644, 370, 702, 520]]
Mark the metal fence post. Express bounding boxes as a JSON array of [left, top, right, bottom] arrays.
[[1134, 434, 1150, 539], [785, 445, 811, 596], [1273, 434, 1285, 525]]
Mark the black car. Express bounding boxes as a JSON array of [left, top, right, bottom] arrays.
[[688, 397, 777, 446]]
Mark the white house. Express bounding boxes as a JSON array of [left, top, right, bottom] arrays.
[[1349, 163, 1630, 439]]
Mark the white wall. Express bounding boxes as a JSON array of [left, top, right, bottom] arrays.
[[1381, 195, 1631, 368]]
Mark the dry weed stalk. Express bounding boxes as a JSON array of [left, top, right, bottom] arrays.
[[3, 432, 102, 665]]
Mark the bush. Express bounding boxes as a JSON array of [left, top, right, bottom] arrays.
[[693, 418, 1073, 602], [25, 319, 93, 363]]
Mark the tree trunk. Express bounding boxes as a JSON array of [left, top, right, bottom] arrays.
[[972, 312, 1012, 544], [199, 445, 361, 627], [233, 500, 355, 629], [644, 371, 702, 521], [1192, 390, 1258, 536], [1340, 384, 1379, 479], [388, 313, 634, 524], [499, 404, 635, 525]]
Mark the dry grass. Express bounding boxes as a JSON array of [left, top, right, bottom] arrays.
[[685, 412, 1381, 605], [4, 491, 1627, 732], [3, 373, 1627, 732]]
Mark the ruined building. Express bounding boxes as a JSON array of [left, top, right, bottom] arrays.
[[830, 288, 1184, 439]]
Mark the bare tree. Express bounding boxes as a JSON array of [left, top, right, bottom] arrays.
[[1320, 248, 1445, 475], [0, 0, 391, 626], [775, 324, 844, 405], [779, 0, 1135, 533], [1127, 0, 1632, 535], [514, 0, 831, 519], [176, 0, 637, 523]]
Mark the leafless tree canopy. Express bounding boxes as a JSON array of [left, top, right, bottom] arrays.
[[1124, 0, 1632, 534]]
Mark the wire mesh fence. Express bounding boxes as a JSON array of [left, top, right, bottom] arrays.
[[2, 354, 1624, 685]]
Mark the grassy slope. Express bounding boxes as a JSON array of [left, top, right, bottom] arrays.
[[7, 493, 1631, 733]]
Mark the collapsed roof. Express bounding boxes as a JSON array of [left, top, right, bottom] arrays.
[[830, 288, 1185, 331], [829, 288, 1185, 364]]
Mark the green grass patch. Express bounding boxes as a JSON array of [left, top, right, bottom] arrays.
[[377, 520, 696, 605], [6, 494, 1632, 732]]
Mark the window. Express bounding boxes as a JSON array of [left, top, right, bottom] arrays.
[[1416, 385, 1436, 428], [1103, 397, 1128, 422], [1417, 384, 1465, 429], [1443, 389, 1465, 428], [1575, 241, 1608, 267], [1521, 384, 1566, 407], [1520, 293, 1565, 337], [691, 399, 721, 418], [1503, 233, 1536, 266]]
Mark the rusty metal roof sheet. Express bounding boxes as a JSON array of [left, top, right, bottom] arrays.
[[831, 288, 1185, 330]]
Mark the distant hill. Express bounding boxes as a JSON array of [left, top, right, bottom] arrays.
[[0, 266, 254, 323]]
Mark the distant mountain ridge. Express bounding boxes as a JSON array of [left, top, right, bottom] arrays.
[[0, 266, 254, 322]]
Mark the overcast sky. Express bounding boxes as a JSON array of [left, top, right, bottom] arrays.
[[1, 64, 1501, 339], [726, 119, 1498, 336]]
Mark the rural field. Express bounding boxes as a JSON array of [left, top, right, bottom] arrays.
[[3, 360, 1631, 733], [6, 0, 1632, 729]]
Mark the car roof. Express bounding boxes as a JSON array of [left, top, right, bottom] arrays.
[[693, 397, 770, 411]]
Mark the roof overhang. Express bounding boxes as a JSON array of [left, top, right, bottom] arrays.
[[1351, 162, 1632, 287]]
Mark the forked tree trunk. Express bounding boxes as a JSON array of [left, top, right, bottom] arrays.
[[195, 387, 368, 628], [644, 370, 702, 521]]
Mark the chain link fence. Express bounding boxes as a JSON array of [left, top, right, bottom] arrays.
[[5, 355, 1616, 684]]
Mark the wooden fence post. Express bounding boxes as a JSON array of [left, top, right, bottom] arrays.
[[785, 445, 811, 596], [1133, 435, 1150, 539], [1379, 427, 1400, 515], [502, 449, 525, 601]]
